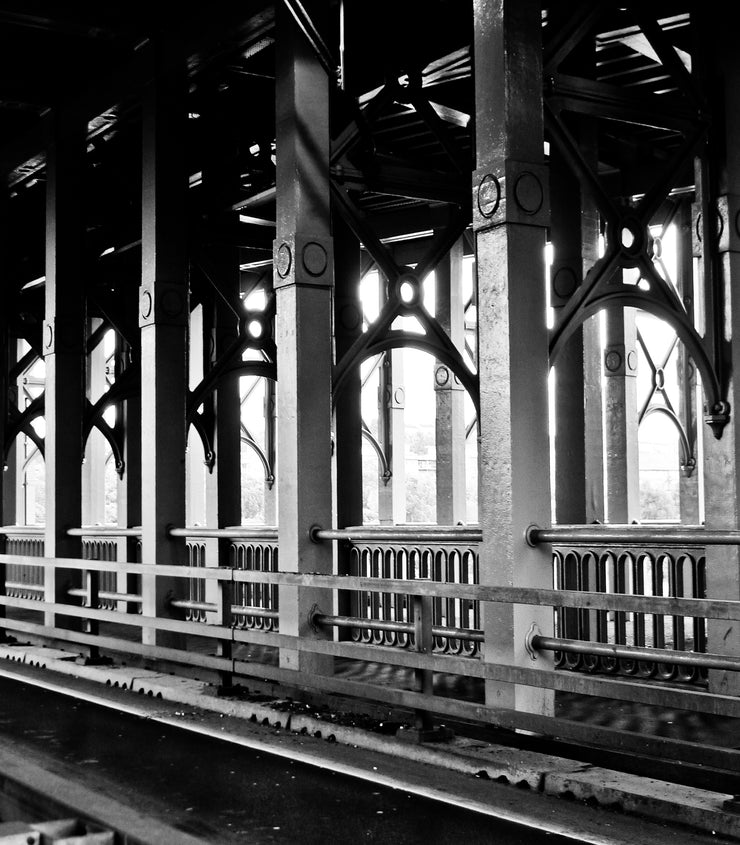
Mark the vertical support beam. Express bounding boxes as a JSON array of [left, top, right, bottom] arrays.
[[263, 380, 278, 525], [43, 107, 86, 625], [472, 0, 554, 713], [0, 192, 8, 637], [702, 26, 740, 694], [675, 202, 700, 523], [434, 234, 466, 525], [139, 40, 188, 646], [82, 319, 107, 526], [604, 307, 640, 523], [334, 214, 363, 624], [201, 98, 242, 682], [378, 349, 406, 524], [550, 144, 587, 525], [274, 2, 334, 674], [116, 337, 141, 604]]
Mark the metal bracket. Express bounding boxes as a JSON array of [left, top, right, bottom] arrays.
[[524, 623, 541, 661], [308, 603, 323, 633]]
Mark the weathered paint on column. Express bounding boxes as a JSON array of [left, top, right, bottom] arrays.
[[139, 40, 188, 646], [604, 306, 640, 523], [274, 3, 333, 673], [702, 27, 740, 694], [44, 107, 86, 624], [473, 0, 554, 713], [434, 234, 466, 525]]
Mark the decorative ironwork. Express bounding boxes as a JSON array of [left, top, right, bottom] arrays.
[[553, 541, 706, 683], [544, 5, 729, 437], [348, 536, 480, 657]]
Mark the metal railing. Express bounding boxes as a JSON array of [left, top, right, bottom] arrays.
[[3, 546, 740, 772], [0, 526, 44, 599], [172, 527, 280, 631], [313, 525, 482, 657]]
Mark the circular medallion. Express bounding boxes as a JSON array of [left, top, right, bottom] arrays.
[[302, 242, 328, 277], [435, 365, 450, 387], [514, 171, 543, 215], [477, 173, 500, 218], [160, 288, 183, 318], [276, 243, 292, 278], [552, 267, 578, 299], [605, 350, 622, 372], [339, 303, 362, 331], [140, 289, 153, 319]]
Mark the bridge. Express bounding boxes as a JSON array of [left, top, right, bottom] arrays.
[[0, 1, 739, 842]]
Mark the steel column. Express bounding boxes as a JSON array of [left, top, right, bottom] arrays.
[[703, 25, 740, 694], [334, 214, 363, 627], [43, 106, 86, 627], [604, 306, 640, 523], [139, 39, 188, 647], [550, 138, 586, 524], [82, 318, 107, 526], [274, 2, 334, 674], [434, 232, 466, 525], [472, 0, 554, 714]]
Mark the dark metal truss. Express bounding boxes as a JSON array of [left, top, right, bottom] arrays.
[[545, 2, 729, 438]]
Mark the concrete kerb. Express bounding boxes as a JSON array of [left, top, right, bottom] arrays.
[[1, 642, 739, 841], [544, 768, 740, 841]]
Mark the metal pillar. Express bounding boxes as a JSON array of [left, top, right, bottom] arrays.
[[550, 122, 601, 525], [334, 215, 363, 623], [139, 40, 188, 647], [472, 0, 554, 714], [377, 347, 406, 524], [604, 306, 640, 523], [115, 337, 141, 604], [703, 26, 740, 694], [202, 103, 242, 674], [82, 319, 107, 526], [43, 107, 86, 626], [434, 234, 466, 526], [675, 203, 700, 524], [274, 3, 333, 674]]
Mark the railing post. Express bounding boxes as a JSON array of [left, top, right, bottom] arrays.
[[0, 553, 7, 643], [400, 593, 451, 742], [218, 571, 234, 690], [79, 552, 109, 666]]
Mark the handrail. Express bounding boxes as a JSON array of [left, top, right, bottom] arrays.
[[67, 526, 142, 538], [0, 525, 44, 536], [312, 611, 484, 642], [311, 524, 482, 543], [3, 554, 740, 620], [169, 526, 279, 541], [528, 632, 740, 673], [527, 523, 736, 546], [169, 598, 278, 618]]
